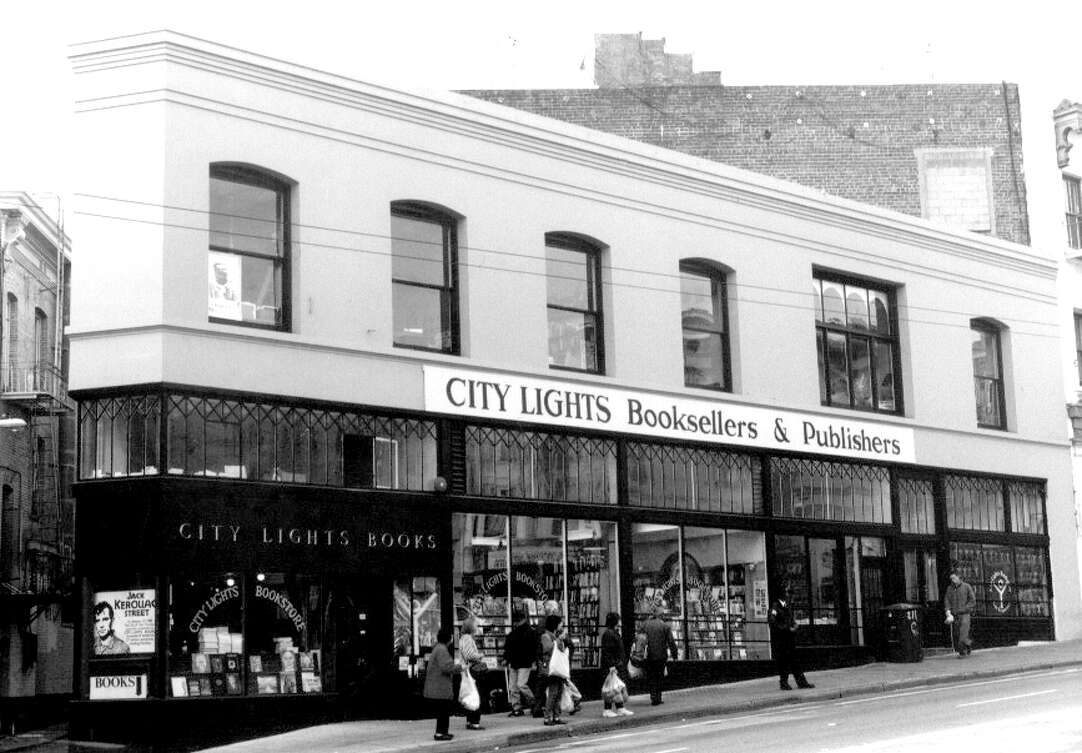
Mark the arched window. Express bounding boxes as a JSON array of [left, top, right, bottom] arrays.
[[545, 232, 604, 374], [390, 201, 460, 354], [971, 318, 1006, 429], [680, 261, 730, 391], [208, 164, 291, 330]]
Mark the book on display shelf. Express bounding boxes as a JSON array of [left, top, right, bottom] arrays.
[[256, 674, 280, 694], [187, 677, 202, 696], [170, 676, 188, 697]]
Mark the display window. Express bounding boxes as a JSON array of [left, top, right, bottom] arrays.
[[451, 512, 619, 668], [633, 524, 769, 661], [167, 573, 325, 698]]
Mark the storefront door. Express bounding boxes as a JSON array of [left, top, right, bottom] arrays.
[[901, 546, 944, 648], [845, 537, 887, 649]]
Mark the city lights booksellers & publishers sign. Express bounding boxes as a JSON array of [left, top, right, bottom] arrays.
[[423, 366, 915, 463]]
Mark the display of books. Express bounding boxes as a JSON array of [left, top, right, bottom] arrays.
[[187, 677, 202, 696], [209, 655, 225, 674], [299, 651, 316, 672], [170, 676, 188, 697], [225, 673, 242, 695], [301, 671, 322, 693], [280, 671, 298, 694], [225, 653, 241, 672], [280, 649, 297, 673], [256, 674, 280, 694], [198, 677, 212, 696], [210, 675, 227, 696], [249, 655, 263, 673]]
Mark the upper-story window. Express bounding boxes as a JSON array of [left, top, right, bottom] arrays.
[[1066, 175, 1082, 249], [34, 308, 48, 366], [916, 148, 994, 234], [391, 202, 459, 354], [814, 272, 899, 414], [1075, 313, 1082, 385], [546, 233, 604, 373], [208, 164, 291, 330], [680, 262, 730, 391], [971, 318, 1006, 430]]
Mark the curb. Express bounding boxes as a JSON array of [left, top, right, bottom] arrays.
[[404, 656, 1082, 753]]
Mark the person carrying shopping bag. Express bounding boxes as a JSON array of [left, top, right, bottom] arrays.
[[600, 611, 633, 717], [502, 608, 538, 717], [424, 628, 461, 742], [538, 615, 570, 726], [458, 617, 487, 731]]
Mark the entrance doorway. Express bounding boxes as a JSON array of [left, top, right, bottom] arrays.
[[845, 537, 886, 650], [901, 546, 945, 648]]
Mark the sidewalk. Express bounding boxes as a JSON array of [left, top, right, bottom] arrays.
[[189, 639, 1082, 753]]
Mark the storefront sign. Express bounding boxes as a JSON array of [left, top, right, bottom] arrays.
[[90, 674, 148, 700], [174, 522, 436, 550], [424, 366, 915, 463], [92, 590, 157, 655]]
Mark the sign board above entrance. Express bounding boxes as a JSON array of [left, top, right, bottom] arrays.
[[423, 366, 915, 464]]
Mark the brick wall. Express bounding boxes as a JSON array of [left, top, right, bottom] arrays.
[[464, 83, 1030, 246]]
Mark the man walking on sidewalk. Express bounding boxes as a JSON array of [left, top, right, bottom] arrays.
[[768, 583, 814, 691], [944, 569, 977, 657], [502, 608, 537, 716], [642, 603, 678, 706]]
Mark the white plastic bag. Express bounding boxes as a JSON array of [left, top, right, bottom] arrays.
[[458, 667, 480, 712], [559, 683, 574, 713], [548, 644, 571, 680], [602, 667, 628, 704], [627, 660, 643, 679]]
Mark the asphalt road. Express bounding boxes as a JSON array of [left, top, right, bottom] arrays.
[[511, 667, 1082, 753]]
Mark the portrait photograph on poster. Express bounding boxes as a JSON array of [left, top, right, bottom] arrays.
[[92, 589, 157, 656]]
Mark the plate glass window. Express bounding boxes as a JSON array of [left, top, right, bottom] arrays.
[[814, 274, 898, 414], [208, 166, 289, 328], [546, 236, 603, 373], [971, 322, 1005, 429], [391, 205, 458, 353], [680, 264, 729, 390]]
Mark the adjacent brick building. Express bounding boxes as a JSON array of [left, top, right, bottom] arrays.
[[464, 33, 1030, 246]]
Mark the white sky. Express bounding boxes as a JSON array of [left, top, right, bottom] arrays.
[[1, 0, 1075, 211]]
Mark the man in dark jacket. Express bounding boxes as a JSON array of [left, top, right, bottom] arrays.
[[642, 603, 678, 706], [768, 583, 814, 691], [502, 609, 538, 716], [943, 569, 977, 657]]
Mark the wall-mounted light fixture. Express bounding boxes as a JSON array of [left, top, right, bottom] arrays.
[[433, 476, 449, 493]]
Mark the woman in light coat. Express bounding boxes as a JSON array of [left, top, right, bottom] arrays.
[[458, 616, 486, 730]]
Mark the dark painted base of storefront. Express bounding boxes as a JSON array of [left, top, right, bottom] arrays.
[[0, 693, 72, 737]]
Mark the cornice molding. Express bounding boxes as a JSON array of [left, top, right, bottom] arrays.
[[70, 32, 1055, 283]]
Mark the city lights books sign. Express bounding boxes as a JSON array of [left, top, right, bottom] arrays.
[[423, 366, 915, 463]]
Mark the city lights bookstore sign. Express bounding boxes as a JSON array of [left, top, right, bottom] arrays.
[[423, 366, 915, 463]]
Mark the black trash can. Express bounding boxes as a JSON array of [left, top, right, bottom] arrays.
[[879, 603, 923, 662]]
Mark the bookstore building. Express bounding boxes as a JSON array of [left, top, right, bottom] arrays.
[[67, 33, 1077, 743]]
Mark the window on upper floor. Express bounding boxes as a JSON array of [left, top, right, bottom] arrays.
[[34, 308, 48, 366], [1075, 313, 1082, 386], [1065, 175, 1082, 249], [546, 233, 604, 374], [5, 293, 16, 355], [208, 164, 291, 330], [813, 272, 900, 414], [680, 262, 730, 391], [391, 202, 459, 354], [916, 148, 994, 234], [971, 318, 1006, 430]]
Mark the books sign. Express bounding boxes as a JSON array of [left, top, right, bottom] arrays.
[[90, 674, 148, 700], [92, 589, 157, 655], [423, 366, 915, 463]]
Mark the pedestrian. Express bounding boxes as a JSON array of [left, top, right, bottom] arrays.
[[768, 582, 814, 691], [641, 602, 678, 706], [538, 614, 569, 726], [502, 608, 538, 717], [423, 627, 460, 742], [600, 611, 633, 717], [943, 568, 977, 657], [458, 616, 486, 730]]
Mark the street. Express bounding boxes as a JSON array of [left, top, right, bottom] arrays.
[[510, 668, 1082, 753]]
